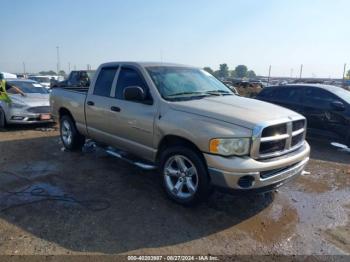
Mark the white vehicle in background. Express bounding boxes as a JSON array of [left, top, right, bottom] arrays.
[[0, 78, 52, 128], [0, 72, 17, 79], [28, 76, 52, 89], [0, 79, 52, 127], [50, 75, 64, 81]]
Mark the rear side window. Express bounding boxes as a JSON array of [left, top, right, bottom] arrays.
[[280, 87, 302, 103], [93, 67, 118, 97], [258, 88, 275, 99], [262, 87, 301, 103], [272, 88, 290, 100], [115, 67, 147, 99], [69, 72, 80, 86]]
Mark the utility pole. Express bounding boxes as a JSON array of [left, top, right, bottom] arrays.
[[342, 63, 347, 87], [68, 62, 71, 73], [290, 68, 294, 78], [22, 62, 26, 75], [299, 64, 303, 79], [56, 46, 60, 75], [267, 65, 271, 84]]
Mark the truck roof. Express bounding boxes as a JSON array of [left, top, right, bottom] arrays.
[[269, 83, 346, 93], [99, 61, 195, 68]]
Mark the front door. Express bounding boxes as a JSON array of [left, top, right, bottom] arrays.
[[302, 87, 346, 140], [111, 66, 157, 161]]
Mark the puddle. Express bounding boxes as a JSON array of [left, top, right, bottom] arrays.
[[0, 182, 111, 213], [236, 194, 298, 244], [324, 204, 350, 253], [294, 161, 350, 193], [0, 182, 68, 212], [7, 161, 59, 179]]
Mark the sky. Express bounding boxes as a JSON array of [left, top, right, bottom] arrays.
[[1, 0, 349, 78]]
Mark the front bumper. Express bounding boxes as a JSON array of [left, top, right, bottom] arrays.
[[6, 108, 53, 124], [205, 142, 310, 192]]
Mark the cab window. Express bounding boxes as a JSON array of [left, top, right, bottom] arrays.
[[115, 67, 150, 101], [304, 87, 338, 107], [93, 67, 118, 97]]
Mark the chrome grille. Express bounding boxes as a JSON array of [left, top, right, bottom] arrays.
[[27, 106, 50, 113], [251, 116, 306, 159]]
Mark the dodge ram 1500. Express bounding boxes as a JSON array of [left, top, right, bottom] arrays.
[[50, 62, 310, 205]]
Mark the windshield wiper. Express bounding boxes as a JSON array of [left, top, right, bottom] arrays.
[[204, 90, 233, 96], [167, 91, 208, 97]]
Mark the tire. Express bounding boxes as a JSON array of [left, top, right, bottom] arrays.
[[0, 108, 6, 130], [60, 115, 85, 151], [160, 146, 211, 206]]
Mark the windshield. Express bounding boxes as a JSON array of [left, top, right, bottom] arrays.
[[86, 71, 96, 80], [331, 87, 350, 104], [147, 67, 233, 100], [7, 81, 49, 94]]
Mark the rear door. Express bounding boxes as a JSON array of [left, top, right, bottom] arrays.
[[261, 86, 303, 113], [273, 87, 303, 113], [85, 66, 120, 145]]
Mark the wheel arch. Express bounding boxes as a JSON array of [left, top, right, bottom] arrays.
[[156, 135, 207, 168], [58, 107, 74, 121]]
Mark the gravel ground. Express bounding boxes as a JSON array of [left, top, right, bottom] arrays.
[[0, 124, 349, 255]]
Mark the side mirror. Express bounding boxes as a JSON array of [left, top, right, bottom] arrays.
[[124, 86, 146, 101], [331, 101, 345, 111]]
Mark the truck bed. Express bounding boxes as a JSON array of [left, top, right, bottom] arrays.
[[50, 87, 88, 134]]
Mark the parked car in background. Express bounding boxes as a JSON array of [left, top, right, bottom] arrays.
[[222, 81, 239, 95], [0, 79, 52, 127], [51, 62, 309, 206], [249, 80, 269, 88], [256, 84, 350, 147], [0, 72, 17, 79], [52, 70, 95, 88], [28, 76, 52, 89]]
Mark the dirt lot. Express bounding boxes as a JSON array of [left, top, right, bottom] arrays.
[[0, 124, 349, 255]]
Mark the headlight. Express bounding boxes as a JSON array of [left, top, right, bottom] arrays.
[[209, 138, 250, 156]]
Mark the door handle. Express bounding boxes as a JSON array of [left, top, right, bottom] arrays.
[[87, 101, 95, 106], [111, 106, 121, 112]]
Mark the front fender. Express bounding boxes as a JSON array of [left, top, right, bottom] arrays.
[[156, 109, 252, 153]]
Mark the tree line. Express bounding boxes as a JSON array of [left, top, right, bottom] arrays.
[[203, 64, 256, 79]]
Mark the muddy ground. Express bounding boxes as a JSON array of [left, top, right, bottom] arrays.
[[0, 124, 349, 255]]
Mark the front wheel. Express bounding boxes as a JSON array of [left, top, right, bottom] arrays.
[[0, 108, 7, 130], [60, 115, 85, 151], [160, 146, 211, 206]]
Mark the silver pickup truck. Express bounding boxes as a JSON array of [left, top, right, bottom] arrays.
[[50, 62, 310, 205]]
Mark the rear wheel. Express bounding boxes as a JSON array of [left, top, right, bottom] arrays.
[[60, 115, 85, 151], [160, 146, 211, 206], [0, 108, 7, 130]]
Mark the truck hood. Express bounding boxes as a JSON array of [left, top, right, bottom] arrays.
[[9, 93, 50, 107], [169, 95, 301, 129]]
